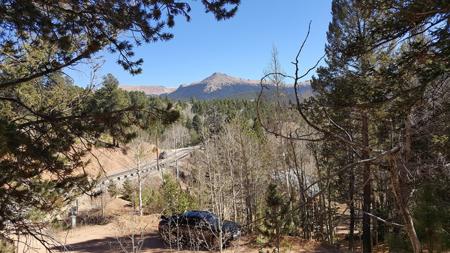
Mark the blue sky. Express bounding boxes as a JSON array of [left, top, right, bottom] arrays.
[[66, 1, 332, 88]]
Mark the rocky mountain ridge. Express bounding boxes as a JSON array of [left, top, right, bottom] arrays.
[[121, 72, 311, 100]]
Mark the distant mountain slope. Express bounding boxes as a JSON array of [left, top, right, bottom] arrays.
[[120, 85, 176, 96], [166, 72, 311, 100]]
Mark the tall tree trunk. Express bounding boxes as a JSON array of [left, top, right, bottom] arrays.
[[137, 157, 143, 216], [327, 166, 334, 244], [372, 178, 377, 246], [389, 114, 421, 253], [349, 164, 355, 252], [362, 112, 372, 253], [238, 130, 253, 230], [390, 157, 421, 253], [228, 153, 238, 222]]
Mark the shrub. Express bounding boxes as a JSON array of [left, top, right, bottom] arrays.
[[160, 174, 197, 215], [108, 181, 119, 198], [414, 183, 450, 252], [140, 174, 197, 215], [0, 239, 14, 253]]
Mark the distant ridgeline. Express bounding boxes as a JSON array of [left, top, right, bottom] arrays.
[[120, 72, 312, 101]]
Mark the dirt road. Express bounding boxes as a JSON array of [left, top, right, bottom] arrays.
[[16, 214, 336, 253]]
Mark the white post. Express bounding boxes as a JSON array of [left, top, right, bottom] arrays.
[[70, 205, 77, 229], [71, 214, 77, 229]]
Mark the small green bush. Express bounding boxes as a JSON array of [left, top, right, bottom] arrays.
[[386, 232, 412, 253], [107, 181, 119, 198], [0, 239, 14, 253], [160, 174, 197, 215], [141, 173, 197, 215]]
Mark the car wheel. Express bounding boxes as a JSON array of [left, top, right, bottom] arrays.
[[160, 226, 183, 248], [202, 236, 221, 251]]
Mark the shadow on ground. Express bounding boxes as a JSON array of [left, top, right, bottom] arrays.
[[51, 231, 173, 253]]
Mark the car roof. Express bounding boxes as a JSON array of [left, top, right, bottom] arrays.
[[183, 210, 217, 219]]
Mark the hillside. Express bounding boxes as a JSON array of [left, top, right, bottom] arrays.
[[120, 85, 176, 96], [80, 144, 158, 177]]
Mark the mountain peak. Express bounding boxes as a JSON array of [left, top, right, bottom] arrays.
[[196, 72, 258, 92], [200, 72, 234, 83], [211, 72, 227, 77]]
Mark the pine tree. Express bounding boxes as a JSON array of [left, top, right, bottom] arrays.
[[122, 179, 136, 203], [311, 1, 449, 252], [312, 1, 382, 251], [192, 115, 203, 136], [160, 174, 196, 215], [108, 182, 119, 198], [261, 183, 287, 253]]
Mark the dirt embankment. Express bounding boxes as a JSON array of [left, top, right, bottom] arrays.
[[79, 143, 158, 178]]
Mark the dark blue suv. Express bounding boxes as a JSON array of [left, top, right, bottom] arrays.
[[158, 210, 241, 250]]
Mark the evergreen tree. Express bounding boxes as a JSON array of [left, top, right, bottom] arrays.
[[0, 72, 159, 240], [261, 183, 287, 253], [414, 182, 450, 252], [108, 182, 119, 198], [121, 179, 139, 212], [121, 179, 136, 202], [160, 174, 196, 215], [312, 1, 382, 251], [192, 115, 203, 135], [310, 1, 449, 252]]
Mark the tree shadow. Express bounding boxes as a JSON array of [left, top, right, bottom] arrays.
[[50, 231, 246, 252], [50, 231, 175, 253]]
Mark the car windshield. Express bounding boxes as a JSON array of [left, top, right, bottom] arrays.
[[184, 211, 219, 225]]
